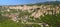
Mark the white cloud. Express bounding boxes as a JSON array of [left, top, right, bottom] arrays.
[[47, 0, 57, 1]]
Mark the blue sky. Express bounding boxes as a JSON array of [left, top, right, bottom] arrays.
[[0, 0, 60, 5]]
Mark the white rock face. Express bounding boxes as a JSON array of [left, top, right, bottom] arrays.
[[3, 5, 60, 18]]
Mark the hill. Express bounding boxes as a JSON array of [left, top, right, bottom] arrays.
[[26, 1, 60, 6]]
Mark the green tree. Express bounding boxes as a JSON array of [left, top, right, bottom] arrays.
[[40, 12, 60, 27], [40, 14, 57, 27]]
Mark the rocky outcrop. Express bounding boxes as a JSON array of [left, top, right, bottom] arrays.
[[2, 4, 60, 18]]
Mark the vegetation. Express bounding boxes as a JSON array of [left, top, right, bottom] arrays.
[[40, 13, 60, 27], [0, 1, 60, 27], [0, 9, 42, 27]]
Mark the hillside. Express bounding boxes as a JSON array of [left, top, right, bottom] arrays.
[[0, 1, 60, 27]]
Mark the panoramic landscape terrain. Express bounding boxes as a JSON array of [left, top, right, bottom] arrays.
[[0, 1, 60, 27]]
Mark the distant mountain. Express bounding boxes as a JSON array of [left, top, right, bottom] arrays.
[[2, 1, 60, 6], [26, 1, 60, 6], [35, 1, 60, 5]]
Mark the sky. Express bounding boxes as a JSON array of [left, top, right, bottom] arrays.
[[0, 0, 60, 5]]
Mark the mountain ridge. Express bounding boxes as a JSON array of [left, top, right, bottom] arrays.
[[0, 1, 60, 6]]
